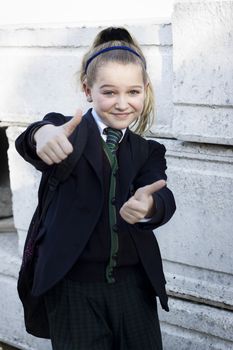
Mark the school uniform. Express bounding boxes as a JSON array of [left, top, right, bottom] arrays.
[[15, 108, 176, 349]]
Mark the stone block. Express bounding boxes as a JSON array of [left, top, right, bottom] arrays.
[[159, 298, 233, 350], [164, 259, 233, 310], [146, 46, 174, 138], [156, 139, 233, 307], [172, 1, 233, 144], [173, 1, 233, 105], [6, 127, 41, 255], [0, 49, 88, 124], [173, 105, 233, 145], [0, 23, 171, 48]]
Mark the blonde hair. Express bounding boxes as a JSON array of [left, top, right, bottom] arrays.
[[79, 27, 155, 135]]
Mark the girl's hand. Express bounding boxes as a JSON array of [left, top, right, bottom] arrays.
[[119, 180, 166, 224], [34, 110, 82, 165]]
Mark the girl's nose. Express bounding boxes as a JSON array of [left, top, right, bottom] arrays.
[[115, 96, 128, 110]]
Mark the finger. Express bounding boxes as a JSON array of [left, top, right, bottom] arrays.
[[47, 141, 69, 161], [135, 179, 166, 199], [37, 152, 54, 165], [120, 201, 146, 221], [43, 149, 63, 164], [37, 148, 59, 165], [63, 109, 83, 137], [122, 199, 147, 217], [57, 134, 74, 155], [122, 206, 146, 219], [38, 138, 68, 162], [119, 208, 138, 224]]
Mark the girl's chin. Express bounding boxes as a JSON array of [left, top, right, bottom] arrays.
[[109, 122, 131, 129], [110, 117, 137, 129]]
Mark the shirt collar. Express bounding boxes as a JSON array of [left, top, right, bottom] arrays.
[[91, 108, 126, 142]]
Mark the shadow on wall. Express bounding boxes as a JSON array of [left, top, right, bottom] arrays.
[[0, 341, 20, 350], [0, 128, 12, 219]]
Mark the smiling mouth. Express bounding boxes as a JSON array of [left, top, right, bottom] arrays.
[[113, 113, 131, 117]]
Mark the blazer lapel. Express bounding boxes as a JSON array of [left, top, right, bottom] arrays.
[[118, 130, 134, 203], [83, 110, 103, 187]]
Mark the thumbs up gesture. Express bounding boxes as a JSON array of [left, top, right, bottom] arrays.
[[34, 110, 82, 165], [119, 180, 166, 224]]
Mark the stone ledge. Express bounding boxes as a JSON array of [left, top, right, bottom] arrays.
[[0, 218, 15, 233], [161, 321, 233, 350], [172, 105, 233, 146], [0, 23, 172, 47], [164, 259, 233, 310], [159, 297, 233, 346]]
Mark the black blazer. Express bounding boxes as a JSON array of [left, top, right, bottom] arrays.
[[15, 109, 176, 311]]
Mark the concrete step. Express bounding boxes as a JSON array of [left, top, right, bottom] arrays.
[[0, 217, 16, 233]]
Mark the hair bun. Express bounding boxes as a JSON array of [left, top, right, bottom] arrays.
[[97, 27, 134, 45]]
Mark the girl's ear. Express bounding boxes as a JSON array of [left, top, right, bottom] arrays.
[[83, 81, 93, 102]]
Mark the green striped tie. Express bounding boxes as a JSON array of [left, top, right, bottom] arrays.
[[105, 127, 123, 154]]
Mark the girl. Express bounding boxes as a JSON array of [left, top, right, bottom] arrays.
[[16, 27, 176, 350]]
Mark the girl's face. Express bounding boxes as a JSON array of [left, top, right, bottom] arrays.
[[84, 62, 147, 130]]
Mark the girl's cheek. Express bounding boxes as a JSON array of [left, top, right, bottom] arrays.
[[97, 96, 111, 106], [100, 100, 114, 110]]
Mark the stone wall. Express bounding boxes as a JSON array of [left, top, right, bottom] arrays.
[[0, 1, 232, 349], [158, 2, 233, 349]]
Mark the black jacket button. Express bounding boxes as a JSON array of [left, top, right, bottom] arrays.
[[111, 197, 116, 205], [112, 224, 119, 232]]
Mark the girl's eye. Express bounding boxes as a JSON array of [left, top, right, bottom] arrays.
[[103, 91, 115, 96], [129, 90, 140, 95]]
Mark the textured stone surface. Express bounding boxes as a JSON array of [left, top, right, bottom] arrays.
[[164, 259, 233, 310], [0, 49, 87, 124], [147, 46, 174, 137], [159, 298, 233, 347], [6, 127, 41, 254], [173, 1, 233, 106], [173, 105, 233, 145], [172, 1, 233, 145], [157, 139, 233, 309], [160, 300, 233, 350], [0, 23, 172, 47], [0, 233, 51, 350]]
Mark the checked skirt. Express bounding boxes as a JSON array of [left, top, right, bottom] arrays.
[[44, 270, 163, 350]]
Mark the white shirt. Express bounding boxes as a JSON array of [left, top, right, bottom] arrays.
[[91, 108, 126, 142]]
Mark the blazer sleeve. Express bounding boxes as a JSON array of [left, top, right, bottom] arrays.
[[15, 112, 70, 172], [134, 140, 176, 230]]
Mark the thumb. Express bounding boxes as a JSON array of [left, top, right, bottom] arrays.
[[63, 109, 83, 137], [134, 179, 166, 199]]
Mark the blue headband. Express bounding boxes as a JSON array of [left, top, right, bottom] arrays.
[[85, 45, 146, 73]]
